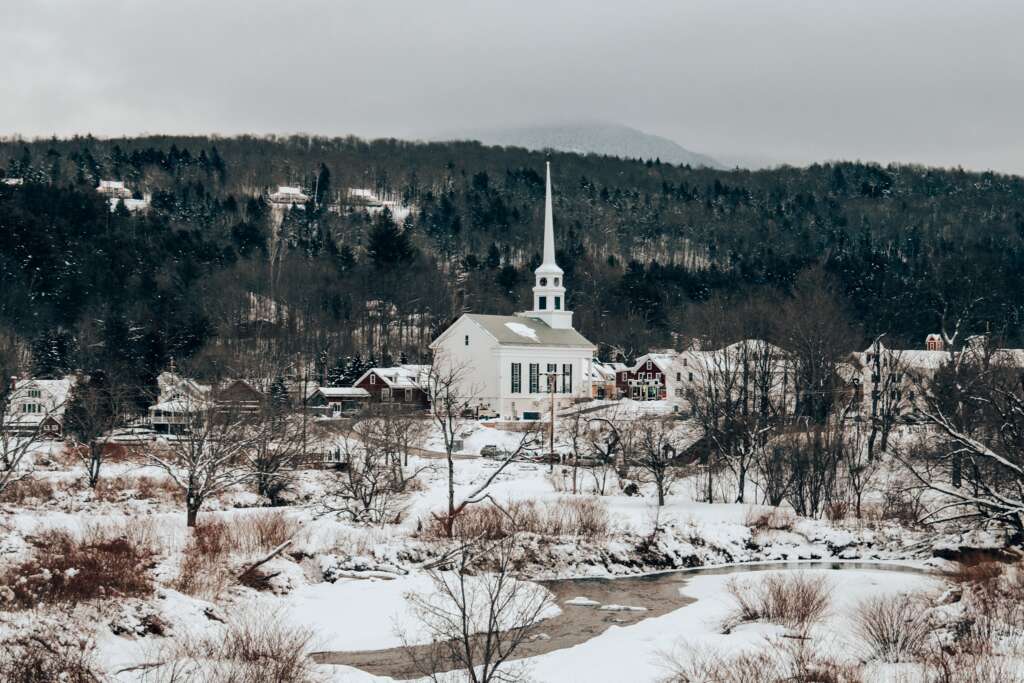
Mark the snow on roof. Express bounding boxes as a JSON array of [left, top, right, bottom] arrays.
[[2, 178, 23, 186], [358, 365, 430, 389], [4, 377, 77, 423], [632, 352, 677, 372], [504, 322, 539, 342], [447, 314, 595, 349], [317, 387, 371, 398], [98, 180, 126, 189]]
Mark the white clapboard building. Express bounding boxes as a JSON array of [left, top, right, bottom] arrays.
[[430, 163, 595, 420]]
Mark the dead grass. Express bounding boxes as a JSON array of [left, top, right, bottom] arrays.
[[173, 510, 303, 599], [852, 593, 935, 662], [0, 524, 157, 609], [0, 626, 103, 683], [0, 476, 59, 504], [660, 640, 863, 683], [422, 496, 610, 541], [139, 608, 318, 683], [93, 474, 180, 503], [744, 505, 796, 531], [725, 573, 831, 632]]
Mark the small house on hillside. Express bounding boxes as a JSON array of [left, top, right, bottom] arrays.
[[591, 361, 625, 399], [308, 387, 370, 416], [617, 352, 676, 402], [2, 377, 76, 437], [353, 365, 430, 408], [267, 186, 309, 207], [214, 379, 265, 416], [96, 180, 133, 199], [147, 372, 212, 434]]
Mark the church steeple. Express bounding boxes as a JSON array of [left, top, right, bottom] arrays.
[[521, 162, 573, 330]]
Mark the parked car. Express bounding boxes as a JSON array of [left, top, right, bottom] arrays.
[[479, 444, 502, 458]]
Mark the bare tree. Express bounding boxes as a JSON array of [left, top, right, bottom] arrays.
[[64, 371, 131, 488], [403, 535, 555, 683], [898, 359, 1024, 536], [247, 411, 308, 504], [634, 414, 689, 506], [322, 429, 423, 525], [146, 396, 257, 527], [861, 336, 910, 460], [424, 354, 541, 537]]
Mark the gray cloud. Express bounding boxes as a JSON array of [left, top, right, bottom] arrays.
[[3, 0, 1022, 172]]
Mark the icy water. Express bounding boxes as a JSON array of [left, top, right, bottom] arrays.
[[310, 561, 929, 679]]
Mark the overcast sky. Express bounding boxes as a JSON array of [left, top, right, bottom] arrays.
[[3, 1, 1023, 173]]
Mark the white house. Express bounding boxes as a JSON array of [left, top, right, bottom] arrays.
[[267, 185, 309, 207], [96, 180, 133, 199], [2, 377, 76, 437], [147, 372, 212, 434], [429, 163, 596, 420]]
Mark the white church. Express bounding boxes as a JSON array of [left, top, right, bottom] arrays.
[[429, 163, 596, 420]]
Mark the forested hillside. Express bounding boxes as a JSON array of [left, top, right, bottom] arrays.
[[1, 134, 1023, 390]]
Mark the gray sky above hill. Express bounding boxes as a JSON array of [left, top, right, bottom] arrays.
[[3, 0, 1023, 173]]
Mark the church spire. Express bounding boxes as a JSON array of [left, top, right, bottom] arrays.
[[542, 161, 556, 267]]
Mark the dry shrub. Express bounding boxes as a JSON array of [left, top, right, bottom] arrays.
[[744, 506, 795, 531], [0, 627, 102, 683], [879, 480, 926, 526], [946, 560, 1024, 655], [423, 496, 610, 541], [853, 593, 935, 662], [94, 474, 179, 503], [0, 476, 58, 504], [140, 609, 318, 683], [0, 526, 156, 609], [923, 648, 1024, 683], [661, 640, 862, 683], [725, 572, 831, 632], [173, 511, 302, 599]]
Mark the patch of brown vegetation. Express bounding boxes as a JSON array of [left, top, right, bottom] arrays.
[[422, 496, 610, 541]]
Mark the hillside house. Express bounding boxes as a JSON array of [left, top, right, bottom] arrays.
[[96, 180, 133, 199], [353, 365, 430, 408], [2, 377, 75, 437], [147, 373, 212, 434], [617, 352, 676, 402], [267, 185, 309, 207], [308, 387, 370, 416]]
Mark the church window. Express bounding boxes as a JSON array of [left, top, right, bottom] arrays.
[[511, 363, 522, 393], [555, 297, 561, 310], [676, 372, 681, 381], [547, 364, 557, 392], [539, 277, 548, 286], [539, 296, 547, 310], [554, 277, 560, 286], [562, 363, 573, 393], [464, 335, 469, 346], [529, 364, 539, 393]]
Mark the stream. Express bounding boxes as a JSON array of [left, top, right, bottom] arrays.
[[310, 561, 931, 680]]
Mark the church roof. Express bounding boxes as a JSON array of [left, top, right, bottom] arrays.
[[462, 314, 595, 349]]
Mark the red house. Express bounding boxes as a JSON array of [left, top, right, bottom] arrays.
[[352, 365, 430, 408], [615, 353, 674, 401]]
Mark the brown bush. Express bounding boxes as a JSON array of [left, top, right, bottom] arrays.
[[93, 474, 180, 503], [852, 593, 935, 662], [661, 640, 863, 683], [173, 511, 302, 599], [879, 481, 926, 526], [923, 648, 1024, 683], [0, 627, 102, 683], [0, 527, 156, 609], [0, 476, 58, 504], [422, 496, 610, 541], [140, 609, 318, 683], [744, 506, 795, 531], [725, 572, 831, 632]]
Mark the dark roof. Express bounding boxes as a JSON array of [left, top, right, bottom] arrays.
[[463, 314, 595, 349]]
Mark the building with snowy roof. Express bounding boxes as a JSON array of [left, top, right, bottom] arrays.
[[267, 185, 309, 207], [429, 163, 596, 420], [96, 180, 133, 199], [2, 376, 76, 437]]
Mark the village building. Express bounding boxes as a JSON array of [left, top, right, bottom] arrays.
[[2, 177, 24, 186], [616, 351, 677, 403], [308, 387, 371, 416], [96, 180, 133, 199], [429, 163, 596, 420], [267, 185, 309, 207], [147, 373, 213, 434], [352, 365, 430, 409], [214, 379, 265, 416], [1, 377, 75, 437], [590, 361, 626, 399]]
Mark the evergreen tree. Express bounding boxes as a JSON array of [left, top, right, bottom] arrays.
[[367, 209, 415, 268]]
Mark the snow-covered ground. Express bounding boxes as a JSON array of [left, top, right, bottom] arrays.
[[0, 428, 1018, 681]]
